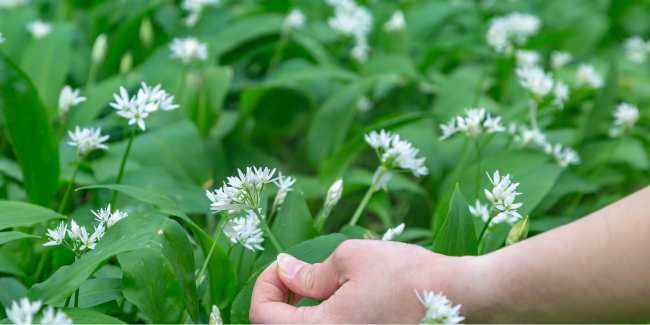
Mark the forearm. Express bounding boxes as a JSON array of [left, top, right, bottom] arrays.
[[457, 185, 650, 323]]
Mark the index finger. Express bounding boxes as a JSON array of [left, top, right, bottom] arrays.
[[250, 261, 321, 324]]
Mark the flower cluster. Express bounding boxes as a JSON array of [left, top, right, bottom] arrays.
[[5, 298, 72, 325], [544, 143, 581, 168], [487, 12, 541, 53], [284, 9, 306, 30], [180, 0, 220, 27], [26, 20, 51, 39], [68, 126, 109, 157], [415, 289, 465, 324], [551, 51, 572, 70], [0, 0, 29, 9], [326, 0, 373, 61], [110, 82, 179, 131], [511, 124, 547, 148], [169, 37, 209, 65], [608, 103, 639, 137], [44, 205, 127, 255], [365, 129, 429, 177], [575, 63, 604, 89], [623, 36, 650, 64], [438, 108, 505, 141], [272, 172, 296, 211], [470, 199, 518, 227], [381, 223, 404, 241], [383, 10, 405, 32], [209, 305, 223, 325], [58, 85, 87, 118], [515, 49, 539, 68], [223, 209, 265, 252], [515, 66, 553, 99], [485, 170, 523, 220], [206, 167, 277, 213]]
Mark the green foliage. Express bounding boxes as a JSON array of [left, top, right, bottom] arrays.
[[0, 201, 64, 230], [432, 185, 478, 256]]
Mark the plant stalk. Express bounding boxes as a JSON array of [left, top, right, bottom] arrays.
[[87, 61, 99, 88], [475, 140, 481, 200], [58, 161, 81, 214], [110, 126, 137, 209], [196, 221, 225, 289], [268, 30, 290, 75], [528, 99, 538, 130], [236, 247, 245, 277], [477, 208, 500, 244], [252, 208, 283, 254], [349, 168, 385, 226], [74, 287, 79, 307]]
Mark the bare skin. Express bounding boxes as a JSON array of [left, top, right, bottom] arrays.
[[250, 185, 650, 323]]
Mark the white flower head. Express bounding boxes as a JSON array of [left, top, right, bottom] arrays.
[[58, 85, 87, 117], [623, 36, 648, 64], [487, 12, 541, 52], [365, 129, 394, 150], [442, 108, 505, 141], [44, 221, 67, 246], [78, 225, 97, 250], [5, 298, 42, 325], [381, 223, 404, 241], [552, 80, 570, 110], [545, 143, 581, 168], [484, 170, 523, 220], [272, 172, 296, 210], [91, 33, 108, 63], [383, 10, 405, 32], [372, 166, 393, 192], [576, 63, 604, 89], [551, 51, 572, 70], [438, 117, 457, 140], [110, 86, 135, 111], [92, 204, 112, 224], [26, 20, 51, 39], [612, 102, 639, 130], [515, 49, 540, 68], [223, 210, 265, 252], [117, 101, 149, 131], [181, 0, 220, 27], [350, 36, 370, 62], [516, 66, 553, 99], [357, 95, 373, 112], [469, 199, 489, 222], [67, 220, 81, 242], [40, 306, 72, 325], [67, 126, 110, 156], [324, 178, 343, 212], [107, 209, 128, 228], [137, 82, 179, 113], [0, 0, 29, 9], [207, 167, 277, 213], [0, 32, 5, 44], [169, 37, 209, 65], [327, 0, 373, 61], [513, 125, 546, 148], [415, 289, 465, 324], [378, 133, 429, 176], [284, 9, 306, 30], [209, 305, 223, 325]]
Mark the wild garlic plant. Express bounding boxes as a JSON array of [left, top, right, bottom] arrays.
[[478, 170, 523, 244], [314, 178, 344, 232], [5, 298, 72, 325], [270, 172, 296, 223], [326, 0, 373, 62], [415, 289, 465, 324]]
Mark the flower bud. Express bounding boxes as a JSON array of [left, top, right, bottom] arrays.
[[120, 51, 133, 75], [324, 178, 343, 211], [139, 17, 154, 48], [209, 305, 222, 325], [506, 215, 529, 246], [91, 34, 107, 63]]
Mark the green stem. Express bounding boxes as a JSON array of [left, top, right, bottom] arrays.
[[349, 168, 385, 226], [33, 249, 50, 282], [196, 221, 225, 289], [266, 206, 278, 227], [268, 31, 290, 75], [477, 208, 499, 244], [528, 99, 538, 130], [176, 65, 188, 104], [475, 140, 481, 200], [58, 161, 81, 214], [74, 287, 79, 307], [110, 126, 137, 209], [314, 209, 327, 233], [236, 247, 245, 277], [87, 61, 99, 89], [252, 208, 283, 254], [58, 117, 66, 140], [65, 294, 72, 307], [197, 75, 208, 135]]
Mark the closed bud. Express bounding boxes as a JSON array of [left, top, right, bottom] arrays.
[[139, 17, 154, 48], [506, 215, 529, 246], [91, 33, 108, 63], [325, 178, 343, 212], [120, 51, 133, 75]]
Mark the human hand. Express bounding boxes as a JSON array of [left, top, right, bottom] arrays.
[[249, 239, 470, 324]]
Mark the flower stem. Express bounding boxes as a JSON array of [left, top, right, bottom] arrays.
[[87, 61, 99, 89], [252, 208, 283, 254], [196, 220, 225, 289], [475, 140, 481, 200], [58, 161, 81, 214], [58, 117, 66, 140], [110, 126, 137, 209], [266, 206, 278, 227], [64, 294, 72, 307], [528, 99, 538, 130], [268, 31, 290, 75], [349, 168, 385, 226], [477, 208, 499, 245], [236, 247, 245, 277], [74, 287, 79, 307]]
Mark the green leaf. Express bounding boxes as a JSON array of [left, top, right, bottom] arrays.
[[0, 232, 38, 245], [118, 248, 184, 324], [183, 66, 233, 137], [0, 278, 28, 309], [506, 216, 530, 246], [0, 52, 59, 206], [209, 14, 283, 56], [0, 201, 64, 231], [0, 158, 23, 182], [230, 234, 347, 324], [431, 64, 484, 121], [20, 24, 73, 114], [482, 223, 511, 254], [432, 184, 478, 256], [582, 58, 617, 139], [58, 308, 126, 324], [290, 31, 338, 66], [0, 250, 24, 276], [26, 215, 199, 323], [53, 278, 123, 308]]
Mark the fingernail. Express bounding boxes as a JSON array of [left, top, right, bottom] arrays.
[[277, 253, 306, 276]]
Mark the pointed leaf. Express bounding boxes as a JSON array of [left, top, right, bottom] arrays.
[[0, 232, 38, 245], [432, 184, 478, 256], [0, 201, 64, 231]]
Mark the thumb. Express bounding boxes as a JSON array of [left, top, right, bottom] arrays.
[[276, 253, 345, 300]]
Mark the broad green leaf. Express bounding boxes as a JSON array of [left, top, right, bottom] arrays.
[[582, 58, 617, 139], [0, 52, 59, 206], [577, 137, 649, 173], [0, 201, 64, 231], [0, 250, 24, 277], [57, 308, 126, 324], [0, 158, 23, 182], [432, 184, 478, 256], [0, 232, 38, 245], [230, 234, 347, 324], [431, 64, 484, 122], [20, 24, 73, 114], [290, 31, 338, 66], [183, 66, 233, 137], [482, 223, 511, 254], [26, 215, 199, 323], [360, 54, 419, 80], [209, 15, 283, 56], [118, 248, 184, 324], [0, 278, 27, 309], [307, 85, 361, 169], [53, 278, 123, 308], [0, 7, 37, 61]]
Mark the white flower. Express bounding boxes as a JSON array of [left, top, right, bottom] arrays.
[[44, 221, 67, 246], [26, 20, 51, 39], [443, 108, 505, 141], [207, 167, 277, 213], [357, 95, 373, 112], [58, 85, 87, 117], [117, 101, 149, 131], [364, 129, 394, 150], [67, 220, 81, 242], [438, 118, 457, 140], [486, 12, 541, 52], [272, 172, 296, 210], [138, 82, 179, 112], [209, 305, 223, 325], [40, 306, 72, 325], [381, 223, 404, 241], [612, 102, 639, 130], [623, 36, 648, 63], [469, 199, 489, 222], [91, 33, 108, 63], [484, 171, 523, 220], [513, 125, 546, 147], [181, 0, 220, 27], [515, 49, 539, 68], [67, 126, 110, 156], [379, 134, 429, 176], [284, 9, 306, 30], [0, 32, 5, 44], [0, 0, 29, 9], [223, 211, 265, 252], [552, 80, 570, 110], [107, 209, 128, 228], [545, 143, 581, 168], [92, 204, 112, 224], [415, 289, 465, 324], [78, 226, 97, 250], [327, 0, 373, 62], [350, 37, 370, 62], [324, 178, 343, 212], [551, 51, 572, 70], [508, 122, 518, 135], [5, 298, 41, 325], [169, 37, 208, 65], [383, 10, 405, 32], [110, 86, 135, 111], [516, 66, 554, 99], [372, 166, 393, 192], [93, 222, 106, 240], [576, 63, 604, 89]]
